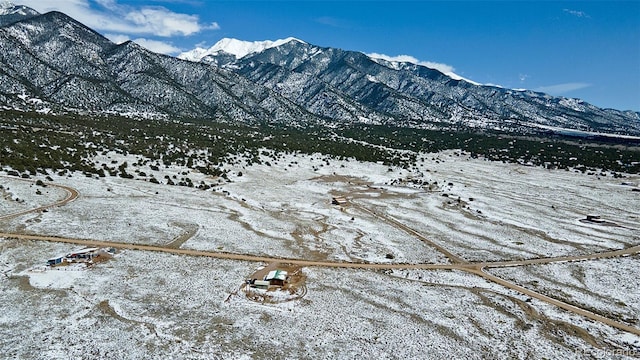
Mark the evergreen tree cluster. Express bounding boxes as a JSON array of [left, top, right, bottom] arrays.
[[1, 111, 638, 179]]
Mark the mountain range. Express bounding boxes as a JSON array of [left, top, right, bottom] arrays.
[[1, 2, 639, 136]]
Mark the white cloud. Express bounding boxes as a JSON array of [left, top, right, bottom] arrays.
[[367, 53, 455, 74], [19, 0, 219, 37], [535, 82, 591, 94], [123, 7, 200, 36], [563, 9, 591, 18], [315, 16, 349, 29], [20, 0, 89, 17], [194, 40, 209, 48], [132, 38, 181, 55], [104, 33, 129, 44], [104, 33, 181, 54]]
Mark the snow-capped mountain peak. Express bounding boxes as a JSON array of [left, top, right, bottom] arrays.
[[0, 1, 38, 16], [1, 8, 638, 136], [178, 37, 304, 62], [0, 0, 15, 10]]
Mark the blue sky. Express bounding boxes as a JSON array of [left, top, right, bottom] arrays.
[[18, 1, 640, 111]]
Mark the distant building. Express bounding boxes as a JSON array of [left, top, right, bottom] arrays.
[[265, 270, 288, 286], [332, 196, 347, 205], [46, 247, 112, 267], [585, 215, 605, 223], [252, 280, 271, 289], [47, 256, 65, 266], [66, 247, 99, 260]]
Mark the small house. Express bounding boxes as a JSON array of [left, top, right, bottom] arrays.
[[47, 256, 65, 266], [66, 247, 99, 260], [586, 215, 605, 223], [265, 270, 288, 286], [332, 196, 347, 205]]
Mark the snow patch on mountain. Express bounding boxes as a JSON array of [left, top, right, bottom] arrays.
[[559, 98, 586, 112], [179, 37, 305, 62], [0, 1, 38, 16], [367, 53, 481, 86], [0, 0, 16, 13], [366, 74, 380, 83]]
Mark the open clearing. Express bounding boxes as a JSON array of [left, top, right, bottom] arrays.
[[1, 150, 639, 359]]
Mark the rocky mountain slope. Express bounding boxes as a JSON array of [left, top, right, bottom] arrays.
[[182, 38, 640, 135], [1, 3, 639, 136], [0, 0, 37, 26], [0, 5, 316, 123]]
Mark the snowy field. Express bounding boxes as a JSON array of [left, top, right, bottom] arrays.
[[1, 150, 639, 358], [489, 255, 640, 330], [0, 176, 67, 217], [1, 238, 638, 359]]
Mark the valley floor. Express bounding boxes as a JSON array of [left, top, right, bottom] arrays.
[[1, 150, 639, 359]]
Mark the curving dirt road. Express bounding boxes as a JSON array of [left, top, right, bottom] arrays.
[[0, 177, 639, 337], [0, 176, 78, 221]]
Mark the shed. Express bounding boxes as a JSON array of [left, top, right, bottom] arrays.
[[252, 280, 271, 289]]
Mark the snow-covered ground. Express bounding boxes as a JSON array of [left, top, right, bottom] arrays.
[[4, 150, 636, 263], [1, 150, 639, 358], [489, 255, 640, 329], [1, 238, 638, 359], [0, 176, 67, 216]]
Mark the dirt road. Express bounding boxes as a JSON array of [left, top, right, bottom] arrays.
[[476, 245, 640, 269], [0, 231, 462, 270], [351, 202, 466, 264], [348, 199, 640, 336], [1, 177, 638, 337], [464, 268, 640, 336], [0, 176, 78, 221]]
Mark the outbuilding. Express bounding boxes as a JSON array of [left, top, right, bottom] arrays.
[[252, 280, 271, 289]]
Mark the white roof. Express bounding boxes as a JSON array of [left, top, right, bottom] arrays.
[[68, 247, 99, 255], [265, 270, 288, 281]]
